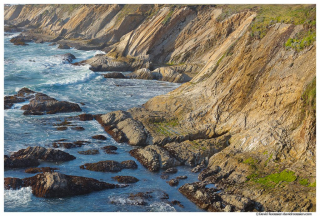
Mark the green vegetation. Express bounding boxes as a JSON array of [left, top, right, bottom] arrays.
[[60, 4, 81, 14], [308, 181, 316, 187], [162, 8, 174, 25], [115, 4, 141, 25], [302, 77, 316, 112], [254, 170, 297, 188], [153, 119, 179, 136], [243, 157, 258, 166], [299, 178, 309, 186], [216, 4, 316, 46], [285, 30, 316, 51], [264, 154, 273, 167]]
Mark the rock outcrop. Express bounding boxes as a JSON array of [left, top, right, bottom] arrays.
[[80, 160, 138, 172], [4, 172, 125, 198], [4, 146, 76, 169]]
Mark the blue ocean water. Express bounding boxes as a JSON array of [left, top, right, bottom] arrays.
[[4, 33, 203, 212]]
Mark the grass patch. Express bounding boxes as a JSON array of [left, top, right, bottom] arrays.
[[162, 8, 175, 25], [243, 157, 258, 166], [254, 169, 297, 188], [264, 154, 273, 167], [299, 178, 309, 186], [302, 77, 316, 112], [216, 4, 316, 42], [308, 181, 316, 187], [153, 119, 179, 136], [59, 4, 81, 14], [285, 30, 316, 51]]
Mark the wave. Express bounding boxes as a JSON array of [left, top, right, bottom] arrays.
[[4, 187, 33, 208]]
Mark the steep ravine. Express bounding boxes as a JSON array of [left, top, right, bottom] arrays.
[[4, 4, 316, 212]]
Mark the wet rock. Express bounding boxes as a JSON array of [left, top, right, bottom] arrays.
[[10, 37, 29, 45], [191, 165, 205, 173], [164, 167, 178, 174], [161, 173, 169, 180], [52, 142, 80, 149], [101, 145, 118, 151], [103, 72, 127, 79], [120, 160, 138, 169], [58, 44, 70, 49], [25, 167, 58, 173], [92, 135, 107, 140], [23, 110, 44, 115], [57, 126, 68, 131], [78, 113, 93, 121], [6, 146, 76, 168], [4, 155, 40, 168], [112, 176, 139, 183], [73, 140, 91, 145], [176, 175, 188, 180], [129, 145, 181, 172], [171, 200, 184, 208], [71, 126, 85, 131], [5, 172, 125, 198], [167, 178, 179, 187], [4, 177, 24, 190], [4, 88, 36, 109], [80, 160, 137, 172], [21, 92, 82, 114], [48, 42, 56, 46], [78, 149, 99, 155], [55, 53, 76, 63]]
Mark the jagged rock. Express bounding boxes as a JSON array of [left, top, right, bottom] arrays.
[[129, 145, 181, 172], [78, 149, 99, 155], [21, 92, 81, 114], [92, 135, 107, 140], [171, 200, 184, 208], [25, 167, 58, 173], [103, 72, 127, 79], [5, 146, 76, 169], [10, 37, 29, 45], [116, 118, 147, 146], [80, 160, 137, 172], [78, 113, 93, 121], [191, 165, 205, 173], [4, 88, 36, 109], [5, 172, 125, 198], [112, 176, 139, 183], [167, 178, 179, 186]]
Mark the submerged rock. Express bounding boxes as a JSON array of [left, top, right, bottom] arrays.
[[103, 72, 127, 79], [55, 53, 76, 63], [4, 172, 125, 198], [80, 160, 137, 172], [78, 149, 99, 155], [58, 44, 70, 49], [71, 126, 85, 131], [4, 146, 76, 169], [92, 135, 107, 140], [10, 37, 29, 46], [78, 113, 94, 121], [112, 176, 139, 183]]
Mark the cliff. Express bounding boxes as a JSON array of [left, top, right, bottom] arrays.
[[4, 4, 316, 212]]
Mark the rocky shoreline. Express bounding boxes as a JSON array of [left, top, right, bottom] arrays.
[[4, 4, 316, 212]]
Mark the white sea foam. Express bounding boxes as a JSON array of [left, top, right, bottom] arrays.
[[43, 70, 96, 86], [149, 202, 176, 212], [4, 187, 33, 207]]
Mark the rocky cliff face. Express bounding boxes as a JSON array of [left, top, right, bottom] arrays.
[[5, 4, 316, 212]]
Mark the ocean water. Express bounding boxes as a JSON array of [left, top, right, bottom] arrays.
[[4, 33, 203, 212]]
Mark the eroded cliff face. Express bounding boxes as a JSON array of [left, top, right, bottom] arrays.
[[4, 4, 316, 212]]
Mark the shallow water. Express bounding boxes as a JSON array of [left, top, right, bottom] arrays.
[[4, 33, 204, 212]]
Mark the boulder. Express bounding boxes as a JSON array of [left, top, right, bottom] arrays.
[[5, 172, 125, 198], [78, 113, 94, 121], [120, 160, 138, 169], [164, 167, 178, 174], [10, 37, 29, 45], [55, 53, 76, 63], [112, 176, 139, 183], [4, 88, 36, 109], [167, 178, 179, 187], [129, 145, 181, 172]]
